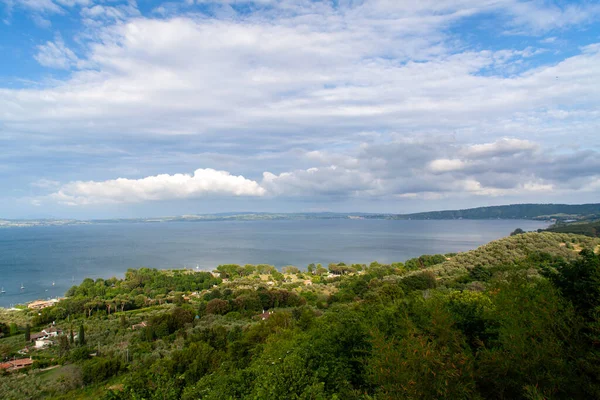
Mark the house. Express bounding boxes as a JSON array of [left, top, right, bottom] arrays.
[[0, 357, 34, 372], [30, 332, 47, 341], [303, 280, 313, 286], [27, 299, 60, 310], [44, 326, 61, 337], [131, 321, 147, 330], [256, 309, 273, 321], [30, 326, 63, 342], [35, 339, 53, 349]]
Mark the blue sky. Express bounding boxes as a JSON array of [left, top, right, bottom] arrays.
[[1, 0, 600, 219]]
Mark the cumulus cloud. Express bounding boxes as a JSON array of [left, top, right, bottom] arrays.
[[35, 134, 600, 208], [257, 137, 600, 201], [49, 168, 265, 205]]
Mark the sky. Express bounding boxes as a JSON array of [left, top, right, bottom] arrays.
[[1, 0, 599, 219]]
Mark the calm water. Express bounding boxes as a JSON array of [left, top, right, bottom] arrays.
[[0, 219, 549, 307]]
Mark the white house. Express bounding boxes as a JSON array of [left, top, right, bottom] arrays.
[[35, 339, 52, 349]]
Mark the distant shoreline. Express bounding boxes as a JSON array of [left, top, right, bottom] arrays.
[[2, 202, 597, 228]]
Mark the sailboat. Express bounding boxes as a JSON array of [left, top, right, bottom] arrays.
[[20, 283, 25, 290], [1, 287, 5, 294], [52, 281, 55, 286]]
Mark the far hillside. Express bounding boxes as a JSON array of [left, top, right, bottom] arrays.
[[546, 220, 600, 237], [384, 202, 600, 221]]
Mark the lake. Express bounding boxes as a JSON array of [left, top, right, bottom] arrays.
[[0, 219, 549, 307]]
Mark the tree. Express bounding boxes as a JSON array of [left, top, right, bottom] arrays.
[[282, 266, 300, 274], [315, 265, 328, 276], [0, 343, 11, 359], [205, 299, 230, 315], [69, 327, 74, 345], [58, 335, 70, 356], [510, 228, 525, 236], [9, 323, 18, 336], [24, 324, 30, 342], [548, 248, 600, 317], [78, 324, 86, 346]]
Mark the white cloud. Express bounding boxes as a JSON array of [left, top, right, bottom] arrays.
[[262, 166, 380, 197], [49, 168, 265, 205], [428, 159, 467, 173], [36, 135, 600, 207], [461, 138, 538, 159], [34, 34, 79, 69]]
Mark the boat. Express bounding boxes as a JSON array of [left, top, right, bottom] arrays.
[[52, 281, 55, 286], [1, 287, 5, 294], [20, 283, 25, 290]]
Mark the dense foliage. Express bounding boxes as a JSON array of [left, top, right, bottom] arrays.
[[546, 220, 600, 237], [1, 232, 600, 399]]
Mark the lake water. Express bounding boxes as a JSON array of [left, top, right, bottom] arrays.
[[0, 219, 549, 307]]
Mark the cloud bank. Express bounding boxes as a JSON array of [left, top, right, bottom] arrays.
[[1, 0, 600, 216], [45, 138, 600, 206]]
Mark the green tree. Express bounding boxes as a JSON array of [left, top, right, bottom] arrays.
[[78, 324, 86, 346], [58, 335, 70, 357], [282, 266, 300, 274], [24, 324, 30, 342], [205, 299, 230, 315]]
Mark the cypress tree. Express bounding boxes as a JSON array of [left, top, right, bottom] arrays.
[[24, 324, 30, 342], [78, 324, 85, 346]]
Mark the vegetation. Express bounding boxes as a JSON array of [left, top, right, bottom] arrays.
[[386, 202, 600, 221], [546, 219, 600, 237], [1, 232, 600, 399]]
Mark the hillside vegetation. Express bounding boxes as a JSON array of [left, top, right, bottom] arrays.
[[385, 202, 600, 221], [546, 220, 600, 237], [1, 232, 600, 399]]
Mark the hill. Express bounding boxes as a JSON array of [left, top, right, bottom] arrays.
[[1, 232, 600, 399], [3, 203, 600, 227], [545, 220, 600, 237], [420, 231, 600, 281], [384, 202, 600, 221]]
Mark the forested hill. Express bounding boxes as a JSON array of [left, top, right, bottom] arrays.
[[3, 203, 600, 227], [546, 220, 600, 237], [384, 202, 600, 221], [2, 232, 600, 399]]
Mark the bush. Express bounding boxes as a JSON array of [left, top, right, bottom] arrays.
[[82, 357, 123, 384], [206, 299, 230, 315], [400, 271, 437, 292]]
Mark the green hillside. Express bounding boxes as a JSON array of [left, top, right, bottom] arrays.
[[546, 220, 600, 237], [386, 202, 600, 221], [1, 233, 600, 399], [422, 232, 600, 280]]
